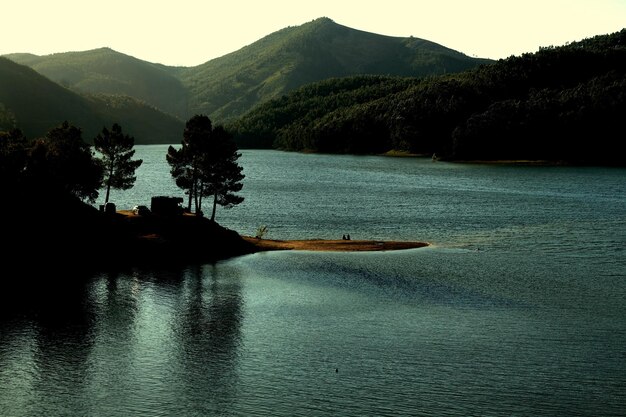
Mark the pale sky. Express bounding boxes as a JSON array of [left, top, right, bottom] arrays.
[[2, 0, 625, 66]]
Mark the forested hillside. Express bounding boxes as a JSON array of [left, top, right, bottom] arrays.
[[0, 57, 183, 143], [87, 94, 184, 144], [6, 48, 188, 118], [5, 18, 487, 124], [180, 17, 488, 121], [229, 29, 626, 164], [0, 57, 102, 137]]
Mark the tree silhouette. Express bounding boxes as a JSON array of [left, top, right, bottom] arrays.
[[94, 123, 143, 204], [0, 129, 28, 195], [27, 121, 103, 203], [199, 125, 244, 222], [167, 115, 244, 220], [167, 115, 211, 212]]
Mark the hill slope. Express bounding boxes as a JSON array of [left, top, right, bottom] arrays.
[[0, 57, 183, 143], [0, 57, 102, 136], [5, 48, 189, 119], [5, 18, 488, 124], [86, 94, 184, 144], [180, 17, 489, 121], [229, 29, 626, 165]]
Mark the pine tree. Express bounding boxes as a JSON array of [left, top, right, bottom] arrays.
[[199, 125, 244, 221], [167, 115, 244, 220], [94, 123, 143, 204]]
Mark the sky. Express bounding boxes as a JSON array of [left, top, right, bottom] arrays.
[[2, 0, 626, 66]]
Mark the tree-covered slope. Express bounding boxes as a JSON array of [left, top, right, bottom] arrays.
[[0, 57, 183, 143], [0, 57, 102, 137], [227, 75, 421, 149], [4, 18, 488, 125], [5, 48, 189, 118], [180, 17, 489, 121], [87, 94, 184, 144], [229, 29, 626, 165]]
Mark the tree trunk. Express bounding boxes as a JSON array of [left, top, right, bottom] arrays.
[[188, 167, 197, 212], [210, 189, 218, 222], [198, 183, 203, 214], [194, 179, 200, 215], [104, 162, 114, 204], [105, 183, 111, 204]]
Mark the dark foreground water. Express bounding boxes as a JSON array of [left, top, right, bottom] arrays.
[[1, 148, 625, 416]]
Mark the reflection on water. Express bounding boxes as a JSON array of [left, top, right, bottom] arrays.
[[1, 149, 625, 416], [0, 266, 244, 416], [173, 264, 243, 414]]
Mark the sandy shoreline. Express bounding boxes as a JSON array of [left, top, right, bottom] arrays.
[[117, 210, 428, 254], [242, 237, 429, 252]]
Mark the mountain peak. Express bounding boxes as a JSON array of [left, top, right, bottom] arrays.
[[307, 16, 336, 26], [3, 19, 489, 124], [180, 18, 488, 120]]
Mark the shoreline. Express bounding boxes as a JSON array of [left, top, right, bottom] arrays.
[[242, 237, 429, 252], [451, 159, 568, 166]]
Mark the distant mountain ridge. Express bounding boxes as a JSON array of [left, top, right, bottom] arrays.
[[180, 17, 489, 121], [0, 57, 100, 135], [4, 47, 189, 119], [0, 57, 183, 143], [228, 28, 626, 165], [4, 17, 489, 124]]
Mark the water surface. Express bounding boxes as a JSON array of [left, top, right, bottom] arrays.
[[1, 148, 624, 416]]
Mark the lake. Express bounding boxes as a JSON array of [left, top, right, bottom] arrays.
[[1, 147, 625, 416]]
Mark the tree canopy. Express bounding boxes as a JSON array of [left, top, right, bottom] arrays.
[[167, 115, 244, 221], [94, 123, 143, 204], [28, 121, 103, 202], [0, 129, 28, 195]]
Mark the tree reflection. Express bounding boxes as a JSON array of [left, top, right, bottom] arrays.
[[175, 263, 244, 413], [0, 263, 245, 415], [28, 277, 97, 415]]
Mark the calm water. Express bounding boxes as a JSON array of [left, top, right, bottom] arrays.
[[1, 147, 625, 416]]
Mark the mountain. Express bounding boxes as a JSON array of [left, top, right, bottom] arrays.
[[227, 75, 421, 149], [0, 57, 102, 136], [179, 17, 490, 121], [86, 94, 184, 144], [228, 29, 626, 165], [5, 18, 489, 124], [0, 57, 183, 143], [5, 48, 189, 119]]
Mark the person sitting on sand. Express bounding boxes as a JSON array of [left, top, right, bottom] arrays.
[[346, 234, 351, 240]]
